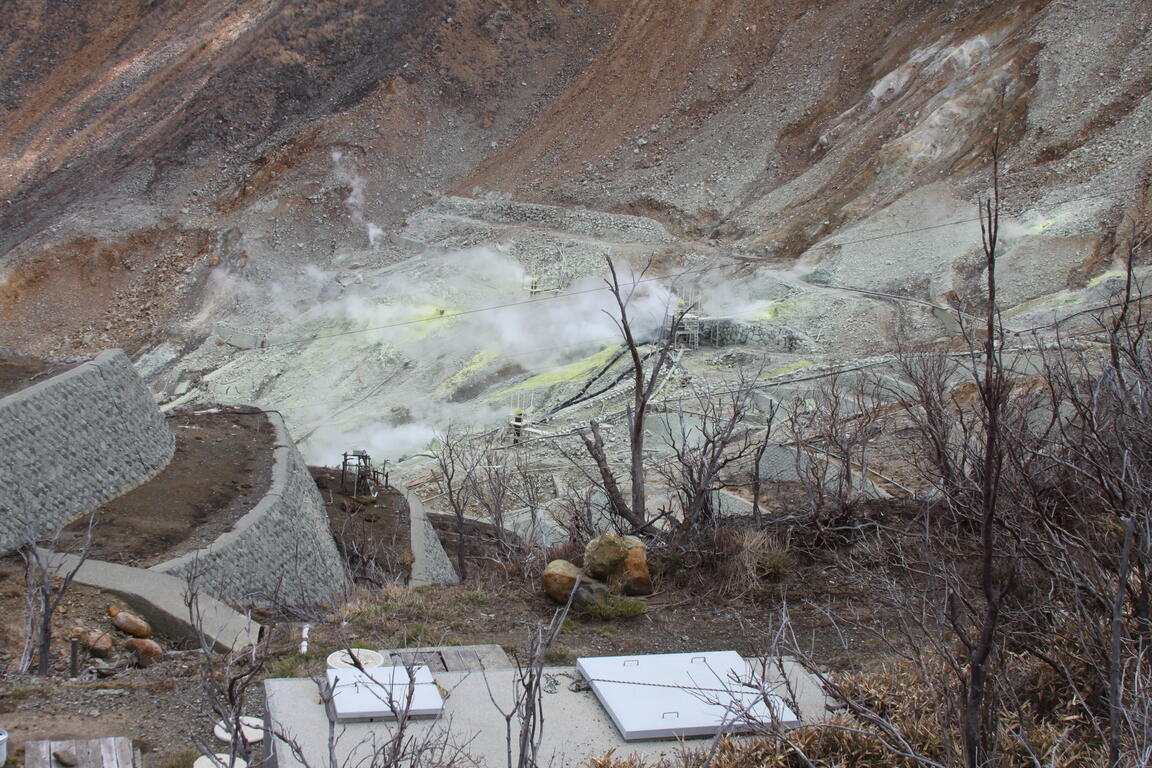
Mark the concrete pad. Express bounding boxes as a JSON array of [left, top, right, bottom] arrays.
[[382, 644, 512, 672], [42, 551, 262, 652], [264, 659, 826, 768]]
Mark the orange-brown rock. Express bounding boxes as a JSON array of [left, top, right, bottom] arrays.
[[79, 629, 115, 658], [109, 607, 152, 638], [542, 559, 583, 603], [621, 546, 653, 596], [583, 533, 633, 580], [541, 559, 608, 608], [128, 638, 163, 667], [584, 533, 652, 594]]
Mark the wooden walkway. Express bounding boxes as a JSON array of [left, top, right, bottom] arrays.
[[24, 738, 139, 768]]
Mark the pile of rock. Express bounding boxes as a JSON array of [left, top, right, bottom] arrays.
[[542, 533, 653, 609], [72, 604, 164, 672]]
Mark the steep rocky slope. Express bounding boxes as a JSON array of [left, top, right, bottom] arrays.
[[2, 0, 1150, 458]]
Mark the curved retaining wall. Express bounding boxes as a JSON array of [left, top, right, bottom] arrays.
[[0, 350, 174, 553], [152, 412, 350, 610]]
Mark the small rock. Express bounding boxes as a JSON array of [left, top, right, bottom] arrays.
[[54, 749, 78, 766], [80, 630, 115, 658], [128, 638, 163, 667], [622, 546, 653, 596], [108, 605, 152, 638]]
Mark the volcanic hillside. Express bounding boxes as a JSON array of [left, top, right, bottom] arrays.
[[2, 0, 1150, 458]]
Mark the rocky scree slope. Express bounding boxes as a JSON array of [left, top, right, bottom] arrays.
[[0, 0, 1149, 443]]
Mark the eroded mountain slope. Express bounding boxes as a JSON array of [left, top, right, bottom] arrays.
[[2, 0, 1151, 458]]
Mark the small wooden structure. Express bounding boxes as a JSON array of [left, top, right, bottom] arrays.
[[25, 738, 140, 768], [340, 450, 386, 499]]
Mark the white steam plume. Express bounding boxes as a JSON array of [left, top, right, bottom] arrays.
[[331, 150, 383, 249]]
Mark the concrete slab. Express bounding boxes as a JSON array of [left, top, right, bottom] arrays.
[[42, 551, 262, 652], [578, 652, 799, 740], [328, 666, 444, 721], [264, 659, 826, 768], [400, 483, 459, 587], [382, 644, 512, 672]]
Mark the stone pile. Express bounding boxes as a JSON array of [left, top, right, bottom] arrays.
[[72, 603, 164, 672], [542, 533, 653, 610]]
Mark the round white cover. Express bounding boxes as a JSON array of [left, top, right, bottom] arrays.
[[326, 648, 385, 669], [212, 716, 265, 744], [194, 754, 247, 768]]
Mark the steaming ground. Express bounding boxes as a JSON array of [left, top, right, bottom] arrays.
[[137, 181, 1146, 469], [141, 237, 680, 463], [3, 0, 1150, 470]]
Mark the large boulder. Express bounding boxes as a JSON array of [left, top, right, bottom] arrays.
[[584, 533, 635, 580], [584, 534, 653, 595], [542, 559, 608, 608]]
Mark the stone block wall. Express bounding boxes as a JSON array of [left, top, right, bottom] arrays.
[[152, 413, 349, 610], [0, 350, 175, 553], [710, 319, 811, 354]]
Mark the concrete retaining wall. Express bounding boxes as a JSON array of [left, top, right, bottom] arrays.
[[401, 484, 459, 587], [0, 350, 175, 554], [43, 551, 261, 652], [152, 413, 349, 610]]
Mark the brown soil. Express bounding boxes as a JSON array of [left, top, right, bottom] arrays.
[[311, 466, 413, 586], [0, 555, 226, 768], [0, 227, 214, 358], [0, 352, 84, 398], [59, 407, 274, 567]]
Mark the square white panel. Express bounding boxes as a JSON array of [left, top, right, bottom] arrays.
[[326, 665, 444, 721], [577, 651, 798, 740]]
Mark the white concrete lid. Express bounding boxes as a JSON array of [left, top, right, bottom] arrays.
[[326, 665, 444, 721], [194, 754, 248, 768], [577, 651, 798, 740], [326, 648, 385, 669], [213, 716, 265, 744]]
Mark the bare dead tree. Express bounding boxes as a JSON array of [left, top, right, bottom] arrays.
[[484, 578, 575, 768], [891, 345, 965, 495], [577, 420, 639, 531], [780, 372, 885, 536], [749, 399, 780, 526], [952, 129, 1011, 768], [19, 509, 97, 675], [467, 444, 520, 559], [434, 424, 486, 581], [657, 371, 760, 533], [581, 256, 689, 534], [184, 564, 270, 767]]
